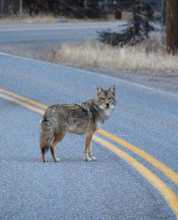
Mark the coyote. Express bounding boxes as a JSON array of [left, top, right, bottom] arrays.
[[40, 86, 116, 162]]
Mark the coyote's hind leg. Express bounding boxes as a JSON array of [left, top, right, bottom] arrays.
[[50, 132, 65, 162]]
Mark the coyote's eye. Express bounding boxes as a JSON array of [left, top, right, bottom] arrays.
[[99, 96, 106, 101]]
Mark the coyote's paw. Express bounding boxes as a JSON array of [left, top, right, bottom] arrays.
[[83, 153, 92, 161], [55, 157, 60, 162], [90, 155, 96, 161], [88, 153, 96, 161]]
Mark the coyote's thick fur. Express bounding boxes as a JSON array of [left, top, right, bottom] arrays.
[[40, 86, 116, 162]]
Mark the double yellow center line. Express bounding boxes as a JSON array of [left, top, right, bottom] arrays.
[[97, 129, 178, 185], [0, 87, 178, 219]]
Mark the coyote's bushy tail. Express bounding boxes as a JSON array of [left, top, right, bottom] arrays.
[[40, 117, 54, 162]]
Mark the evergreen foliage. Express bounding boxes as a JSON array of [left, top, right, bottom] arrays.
[[99, 0, 154, 46], [1, 0, 107, 18]]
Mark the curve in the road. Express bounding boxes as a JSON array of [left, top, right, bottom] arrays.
[[0, 87, 178, 219]]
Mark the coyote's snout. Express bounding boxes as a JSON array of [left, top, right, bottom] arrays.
[[40, 86, 116, 162]]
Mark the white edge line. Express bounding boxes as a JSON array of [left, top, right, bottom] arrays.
[[0, 51, 178, 100]]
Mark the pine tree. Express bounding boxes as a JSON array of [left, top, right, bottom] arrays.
[[99, 0, 154, 46]]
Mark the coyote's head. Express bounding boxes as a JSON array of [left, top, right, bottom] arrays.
[[96, 86, 116, 114]]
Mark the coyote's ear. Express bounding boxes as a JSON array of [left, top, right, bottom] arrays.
[[109, 85, 116, 94], [97, 87, 104, 96]]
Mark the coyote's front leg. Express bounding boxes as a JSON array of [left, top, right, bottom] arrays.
[[83, 132, 96, 161]]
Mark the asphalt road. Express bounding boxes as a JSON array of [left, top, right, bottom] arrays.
[[1, 21, 178, 97], [0, 53, 177, 220], [0, 22, 124, 43]]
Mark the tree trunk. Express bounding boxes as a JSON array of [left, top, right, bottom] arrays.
[[19, 0, 23, 16], [166, 0, 178, 54], [0, 0, 5, 15], [84, 0, 88, 9]]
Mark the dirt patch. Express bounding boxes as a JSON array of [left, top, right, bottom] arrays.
[[0, 42, 60, 62]]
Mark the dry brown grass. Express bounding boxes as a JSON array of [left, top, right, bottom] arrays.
[[0, 15, 59, 24], [55, 34, 178, 73], [0, 15, 117, 24]]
